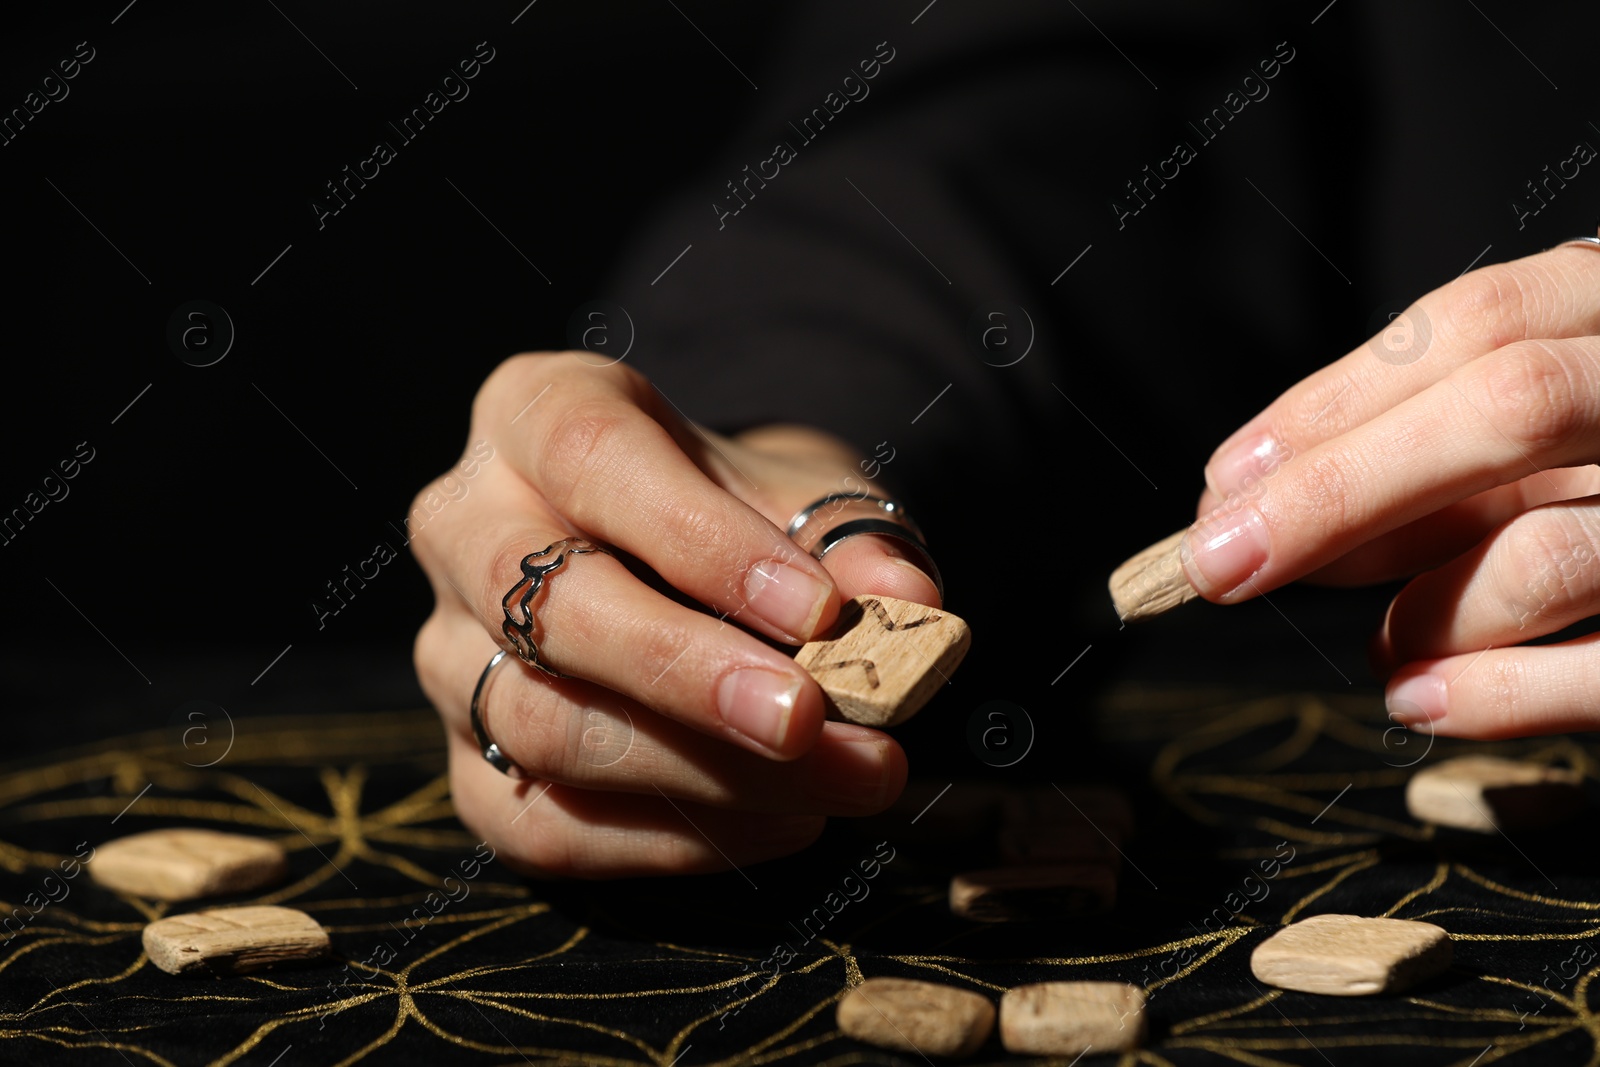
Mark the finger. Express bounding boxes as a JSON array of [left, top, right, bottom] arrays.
[[818, 534, 941, 606], [1181, 335, 1600, 603], [1370, 496, 1600, 674], [445, 730, 827, 878], [1204, 247, 1600, 496], [1384, 632, 1600, 739], [476, 355, 839, 643], [1309, 468, 1600, 586], [414, 488, 830, 760], [419, 609, 906, 814]]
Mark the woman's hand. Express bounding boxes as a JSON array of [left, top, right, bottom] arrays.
[[410, 353, 938, 877], [1189, 243, 1600, 738]]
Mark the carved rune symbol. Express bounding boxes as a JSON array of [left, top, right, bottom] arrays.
[[817, 659, 879, 688], [862, 598, 942, 631]]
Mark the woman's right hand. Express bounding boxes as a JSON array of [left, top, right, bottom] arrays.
[[410, 353, 935, 878]]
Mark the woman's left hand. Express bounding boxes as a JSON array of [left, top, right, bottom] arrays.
[[1188, 241, 1600, 738]]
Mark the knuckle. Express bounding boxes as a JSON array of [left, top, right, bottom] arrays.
[[1467, 655, 1535, 737], [1467, 341, 1582, 454], [537, 399, 631, 514], [1493, 508, 1597, 618], [1273, 449, 1359, 532], [1284, 374, 1361, 437], [1438, 265, 1529, 352]]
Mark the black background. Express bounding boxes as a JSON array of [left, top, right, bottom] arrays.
[[2, 0, 1597, 766]]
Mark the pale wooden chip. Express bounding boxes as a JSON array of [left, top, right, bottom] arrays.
[[837, 977, 995, 1058], [1109, 529, 1197, 623], [1250, 914, 1452, 995], [143, 905, 330, 976], [91, 828, 289, 901], [1000, 981, 1146, 1055], [1406, 755, 1584, 832]]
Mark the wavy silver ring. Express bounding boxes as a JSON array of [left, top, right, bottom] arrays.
[[499, 537, 605, 677], [470, 649, 529, 779]]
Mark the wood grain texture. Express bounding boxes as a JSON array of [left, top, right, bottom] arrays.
[[143, 905, 330, 976], [999, 981, 1146, 1055], [1109, 528, 1197, 622], [796, 595, 970, 727], [837, 977, 995, 1057], [90, 828, 289, 901], [1406, 756, 1584, 832], [1250, 914, 1452, 995]]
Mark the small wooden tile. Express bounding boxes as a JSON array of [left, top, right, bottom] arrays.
[[1109, 529, 1197, 623], [1000, 981, 1146, 1056], [796, 595, 971, 727], [950, 864, 1116, 922], [91, 828, 289, 901], [1250, 914, 1452, 996], [837, 977, 994, 1058], [143, 905, 330, 976], [1406, 756, 1584, 832]]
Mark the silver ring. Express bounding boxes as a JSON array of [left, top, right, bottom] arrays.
[[470, 649, 529, 779], [499, 537, 605, 677], [786, 492, 943, 601], [1552, 231, 1600, 252]]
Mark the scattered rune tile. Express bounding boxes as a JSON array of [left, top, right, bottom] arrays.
[[1003, 786, 1135, 844], [1000, 822, 1121, 867], [950, 864, 1117, 922], [1000, 981, 1146, 1056], [143, 905, 330, 976], [1406, 755, 1585, 832], [837, 977, 995, 1058], [1250, 914, 1452, 996], [796, 594, 971, 727], [1109, 528, 1197, 623], [90, 828, 289, 901]]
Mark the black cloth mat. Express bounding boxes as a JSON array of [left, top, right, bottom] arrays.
[[3, 689, 1596, 1065]]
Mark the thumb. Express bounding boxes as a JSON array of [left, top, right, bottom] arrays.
[[819, 533, 942, 607]]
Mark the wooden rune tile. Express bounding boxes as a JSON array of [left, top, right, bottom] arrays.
[[91, 828, 289, 902], [143, 905, 330, 976], [1250, 914, 1452, 995], [1000, 981, 1146, 1055], [1406, 755, 1584, 832], [796, 594, 970, 727], [837, 977, 995, 1057]]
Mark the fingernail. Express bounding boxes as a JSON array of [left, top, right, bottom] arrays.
[[744, 560, 831, 640], [885, 557, 940, 600], [1180, 506, 1269, 600], [718, 667, 802, 755], [1387, 673, 1447, 725], [1206, 431, 1286, 496], [806, 737, 892, 809]]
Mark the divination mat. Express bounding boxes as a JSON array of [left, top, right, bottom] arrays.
[[2, 691, 1598, 1067]]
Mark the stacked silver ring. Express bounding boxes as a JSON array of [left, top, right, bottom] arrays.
[[786, 491, 943, 601]]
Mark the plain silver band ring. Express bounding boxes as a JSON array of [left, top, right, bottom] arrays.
[[813, 518, 945, 602], [786, 492, 924, 543], [1554, 235, 1600, 251], [471, 649, 530, 779]]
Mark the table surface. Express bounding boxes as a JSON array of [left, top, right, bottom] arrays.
[[2, 686, 1596, 1066]]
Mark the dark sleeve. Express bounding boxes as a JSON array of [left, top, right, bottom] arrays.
[[599, 1, 1353, 519]]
